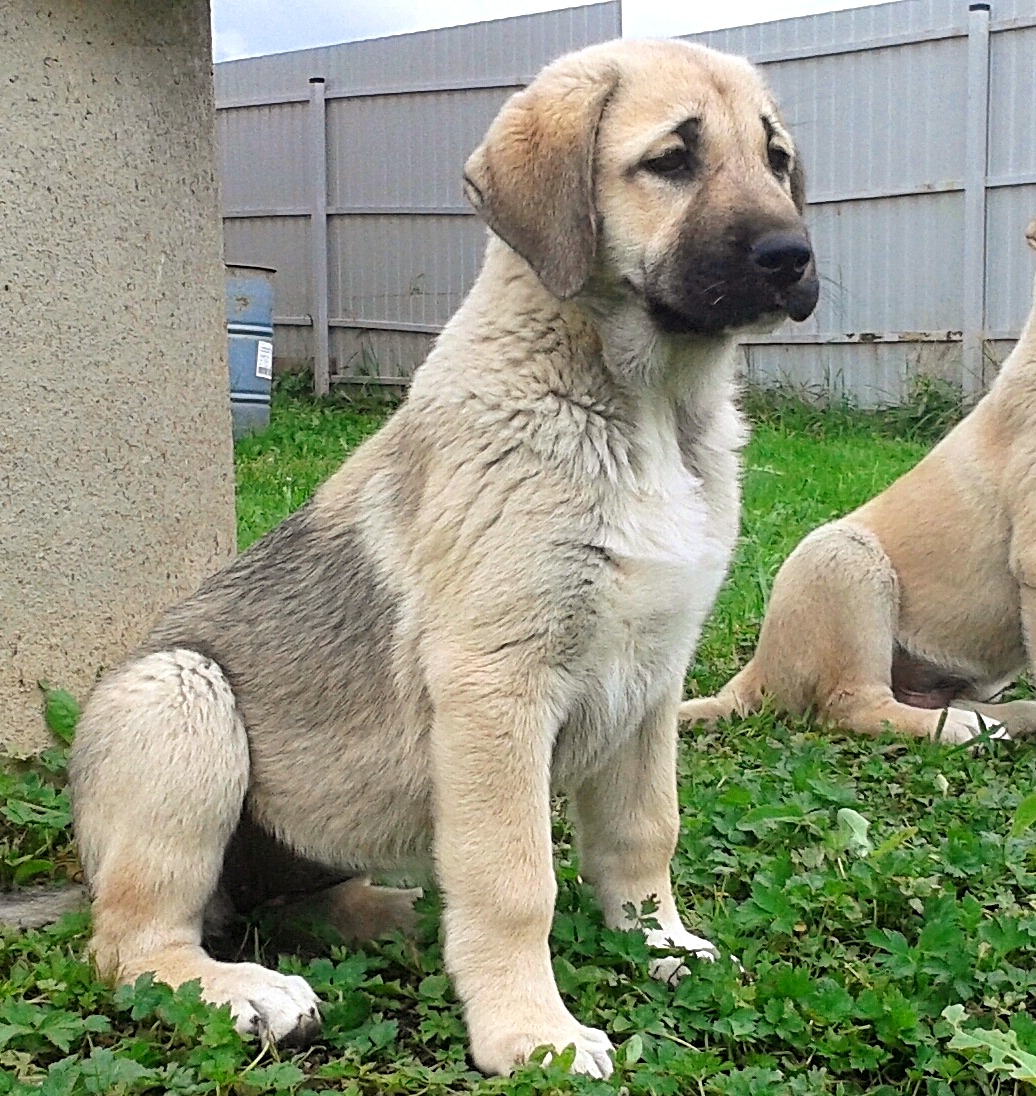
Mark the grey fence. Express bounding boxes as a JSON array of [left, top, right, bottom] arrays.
[[215, 0, 1036, 406], [690, 0, 1036, 404], [215, 3, 621, 394]]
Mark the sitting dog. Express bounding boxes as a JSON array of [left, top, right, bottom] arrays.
[[69, 38, 818, 1077], [681, 220, 1036, 746]]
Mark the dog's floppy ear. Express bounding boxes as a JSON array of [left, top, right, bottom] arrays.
[[463, 66, 617, 300], [789, 157, 807, 214]]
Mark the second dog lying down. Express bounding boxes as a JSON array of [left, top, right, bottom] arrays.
[[681, 220, 1036, 746]]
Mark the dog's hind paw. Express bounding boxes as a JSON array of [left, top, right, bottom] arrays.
[[645, 926, 726, 983], [322, 878, 423, 943], [939, 709, 1010, 746], [203, 962, 321, 1046]]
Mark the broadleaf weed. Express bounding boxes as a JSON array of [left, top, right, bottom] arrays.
[[3, 391, 1036, 1093]]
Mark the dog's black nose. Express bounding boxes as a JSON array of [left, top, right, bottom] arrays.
[[749, 232, 813, 289]]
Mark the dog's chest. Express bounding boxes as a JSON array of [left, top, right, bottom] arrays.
[[554, 400, 731, 781]]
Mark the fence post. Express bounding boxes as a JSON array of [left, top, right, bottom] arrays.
[[962, 1, 991, 398], [308, 76, 330, 396]]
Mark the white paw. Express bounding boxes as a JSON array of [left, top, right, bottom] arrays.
[[543, 1023, 615, 1078], [645, 926, 719, 983], [202, 962, 321, 1045], [471, 1014, 614, 1078], [938, 709, 1010, 746]]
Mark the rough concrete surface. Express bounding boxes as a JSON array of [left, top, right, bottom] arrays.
[[0, 883, 87, 929], [0, 0, 237, 751]]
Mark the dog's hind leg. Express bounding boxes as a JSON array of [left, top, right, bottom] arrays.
[[711, 522, 994, 745], [829, 689, 1000, 744], [318, 878, 423, 943], [781, 527, 979, 744], [69, 649, 320, 1045], [269, 878, 423, 947], [951, 698, 1036, 739]]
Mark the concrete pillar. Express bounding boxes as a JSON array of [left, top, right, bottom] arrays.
[[0, 0, 236, 751]]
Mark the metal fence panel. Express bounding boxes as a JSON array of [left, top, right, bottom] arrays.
[[215, 2, 621, 387], [223, 216, 310, 315], [215, 0, 1036, 405], [985, 20, 1036, 345], [327, 214, 486, 328], [218, 102, 310, 212], [684, 0, 1036, 405], [326, 90, 509, 212], [806, 191, 965, 330], [215, 3, 622, 102]]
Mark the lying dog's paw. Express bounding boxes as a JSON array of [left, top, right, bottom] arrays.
[[323, 878, 423, 943], [645, 926, 722, 983], [939, 709, 1010, 747], [203, 962, 321, 1045], [470, 1013, 614, 1078]]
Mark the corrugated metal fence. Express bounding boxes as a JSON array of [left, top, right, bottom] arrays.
[[215, 3, 621, 394], [695, 0, 1036, 404], [215, 0, 1036, 406]]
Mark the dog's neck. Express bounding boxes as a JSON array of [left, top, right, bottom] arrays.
[[459, 236, 740, 410]]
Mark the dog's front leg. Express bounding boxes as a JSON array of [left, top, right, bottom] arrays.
[[572, 699, 718, 982], [982, 573, 1036, 738], [430, 677, 614, 1078]]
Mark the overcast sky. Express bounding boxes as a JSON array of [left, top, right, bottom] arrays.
[[211, 0, 889, 61]]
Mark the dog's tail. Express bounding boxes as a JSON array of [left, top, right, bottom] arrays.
[[678, 664, 764, 728]]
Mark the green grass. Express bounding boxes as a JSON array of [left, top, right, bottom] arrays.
[[5, 388, 1036, 1095], [234, 395, 384, 548], [691, 403, 930, 698]]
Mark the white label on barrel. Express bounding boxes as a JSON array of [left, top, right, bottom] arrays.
[[256, 340, 274, 380]]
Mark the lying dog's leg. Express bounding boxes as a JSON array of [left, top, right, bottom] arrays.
[[250, 878, 423, 957], [952, 698, 1036, 738], [69, 650, 320, 1045], [681, 523, 1000, 746], [572, 699, 717, 983], [431, 678, 613, 1079], [686, 522, 899, 734], [830, 688, 998, 745], [973, 574, 1036, 739], [679, 663, 765, 727]]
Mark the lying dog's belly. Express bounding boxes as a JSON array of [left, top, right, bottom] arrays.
[[891, 648, 972, 709]]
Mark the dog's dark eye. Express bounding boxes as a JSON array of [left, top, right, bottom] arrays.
[[768, 144, 792, 178], [643, 147, 694, 179]]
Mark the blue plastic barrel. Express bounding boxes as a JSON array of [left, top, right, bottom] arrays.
[[225, 264, 276, 439]]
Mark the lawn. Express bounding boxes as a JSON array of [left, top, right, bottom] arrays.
[[4, 387, 1036, 1095]]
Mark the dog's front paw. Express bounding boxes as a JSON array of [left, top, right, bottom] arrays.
[[470, 1013, 614, 1078], [202, 962, 321, 1046], [645, 926, 724, 983], [939, 709, 1010, 747]]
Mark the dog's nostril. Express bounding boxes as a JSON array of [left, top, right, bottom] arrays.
[[749, 233, 813, 286]]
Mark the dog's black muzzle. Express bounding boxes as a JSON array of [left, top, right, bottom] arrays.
[[644, 221, 821, 335], [748, 230, 819, 322]]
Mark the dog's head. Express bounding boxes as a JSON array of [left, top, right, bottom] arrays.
[[464, 39, 819, 335]]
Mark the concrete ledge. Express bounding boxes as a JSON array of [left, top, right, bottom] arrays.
[[0, 884, 87, 930], [0, 0, 236, 751]]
